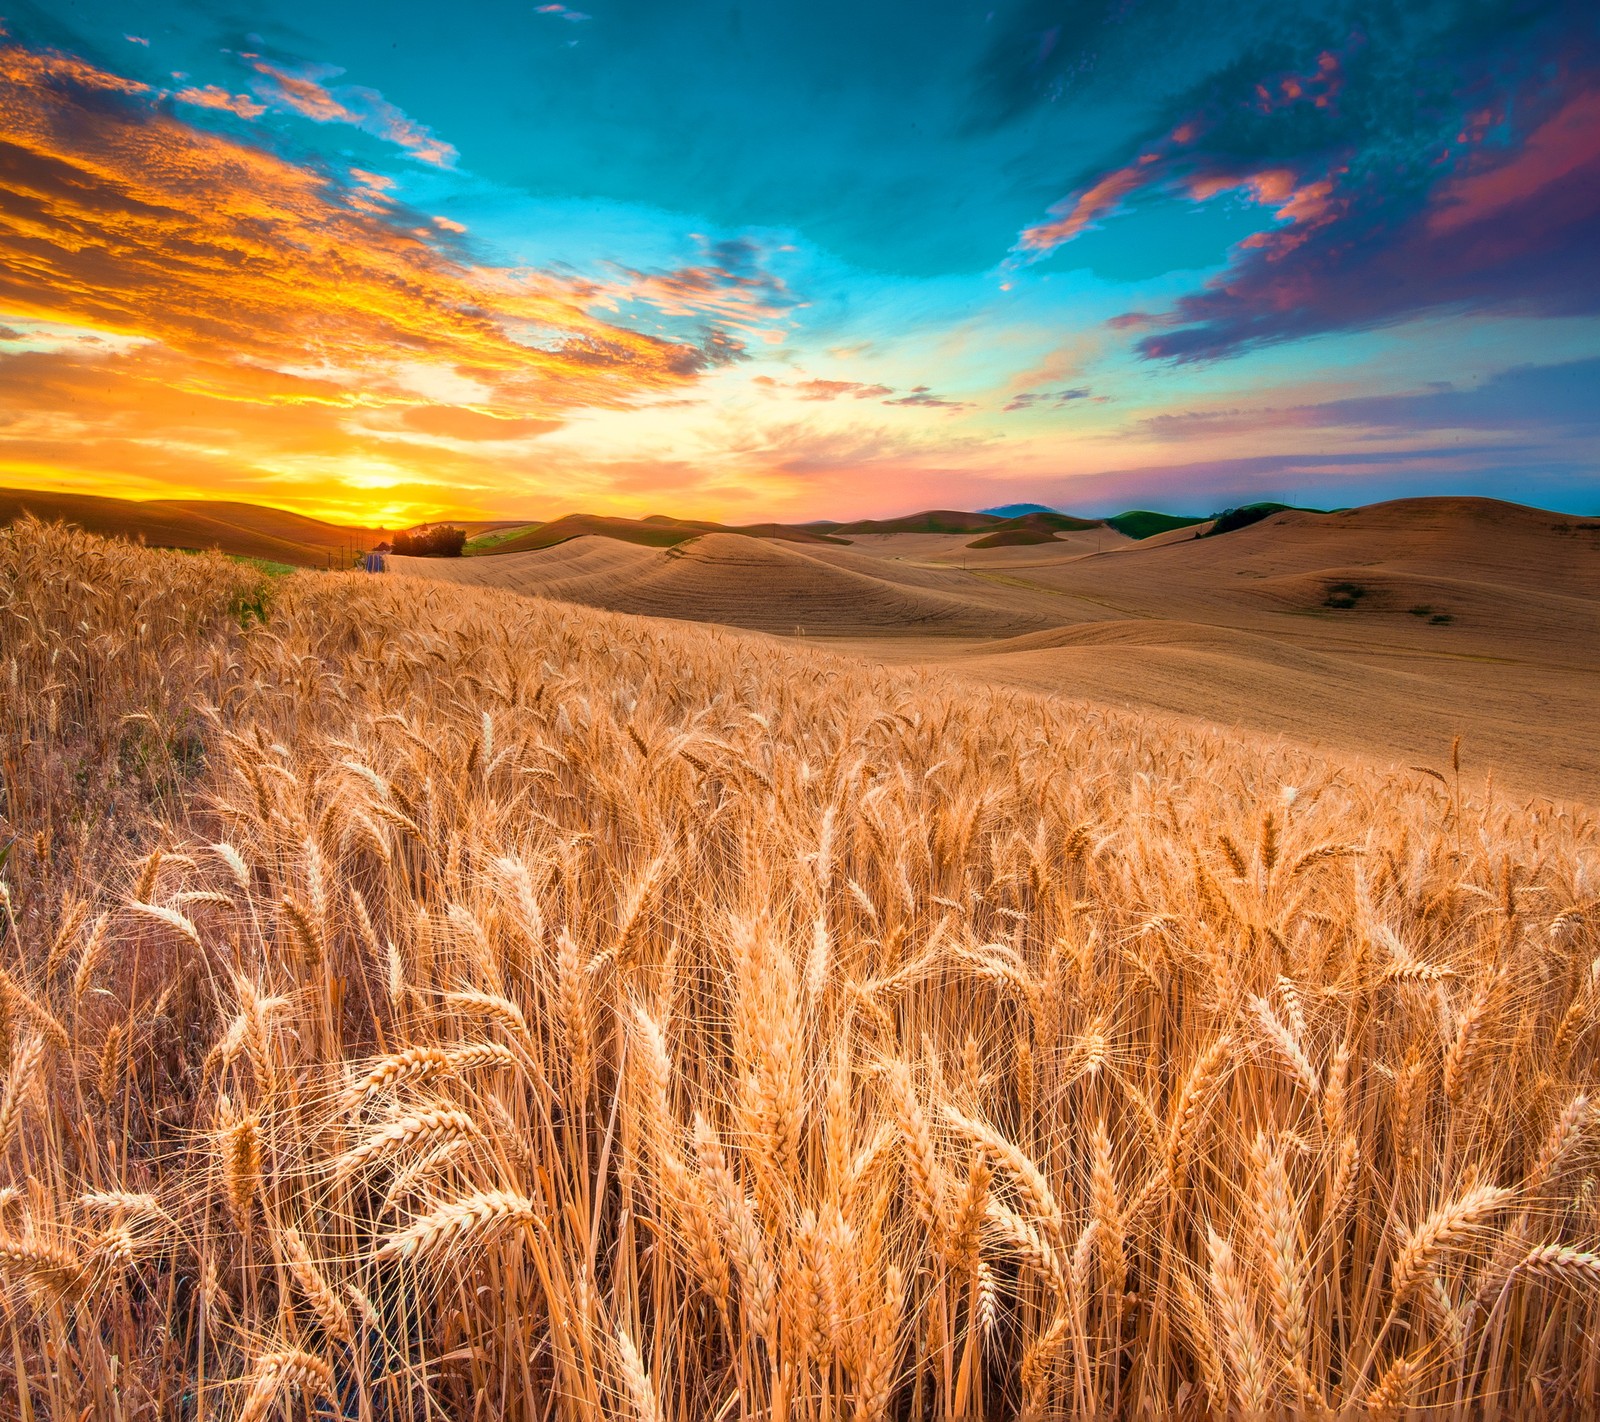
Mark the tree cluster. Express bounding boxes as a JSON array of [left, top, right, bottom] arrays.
[[392, 524, 467, 557]]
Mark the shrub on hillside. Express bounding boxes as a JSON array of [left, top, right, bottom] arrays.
[[392, 523, 467, 557], [1200, 502, 1291, 537]]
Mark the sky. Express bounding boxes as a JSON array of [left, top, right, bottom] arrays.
[[0, 0, 1596, 525]]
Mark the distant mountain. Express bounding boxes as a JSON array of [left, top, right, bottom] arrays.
[[980, 502, 1059, 518]]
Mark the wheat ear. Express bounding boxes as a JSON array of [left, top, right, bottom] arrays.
[[376, 1189, 536, 1263]]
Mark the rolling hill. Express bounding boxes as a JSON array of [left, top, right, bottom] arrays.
[[399, 494, 1600, 802], [966, 511, 1104, 548], [0, 487, 390, 566], [475, 512, 850, 555], [396, 531, 1062, 637], [10, 483, 1596, 798]]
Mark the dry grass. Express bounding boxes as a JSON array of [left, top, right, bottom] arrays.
[[2, 515, 1598, 1419]]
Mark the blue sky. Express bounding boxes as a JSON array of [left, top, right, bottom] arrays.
[[0, 0, 1596, 521]]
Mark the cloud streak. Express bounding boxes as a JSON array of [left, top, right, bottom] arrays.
[[174, 84, 268, 119], [1004, 387, 1092, 413], [244, 56, 458, 167], [752, 374, 970, 410], [1139, 357, 1600, 440], [884, 385, 971, 410], [753, 376, 893, 400]]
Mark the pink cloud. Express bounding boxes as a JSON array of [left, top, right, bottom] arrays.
[[790, 378, 893, 400], [1013, 46, 1353, 261], [754, 374, 961, 406], [1428, 88, 1600, 237], [1014, 161, 1153, 253]]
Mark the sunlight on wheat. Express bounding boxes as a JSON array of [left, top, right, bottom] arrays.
[[1, 516, 1597, 1418]]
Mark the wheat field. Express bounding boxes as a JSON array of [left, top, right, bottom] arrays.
[[2, 516, 1598, 1419]]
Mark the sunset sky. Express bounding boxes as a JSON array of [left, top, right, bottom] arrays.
[[2, 0, 1597, 524]]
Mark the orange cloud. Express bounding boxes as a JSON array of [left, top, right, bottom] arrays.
[[174, 84, 268, 119], [1013, 159, 1155, 253], [0, 41, 706, 396], [0, 38, 731, 521]]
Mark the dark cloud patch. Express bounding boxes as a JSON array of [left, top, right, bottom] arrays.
[[1137, 99, 1600, 360], [698, 326, 750, 367], [883, 385, 971, 410], [699, 237, 766, 281], [1004, 386, 1092, 412], [968, 0, 1240, 129], [1012, 1, 1600, 360]]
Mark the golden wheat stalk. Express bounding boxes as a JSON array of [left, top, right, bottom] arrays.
[[376, 1189, 537, 1263], [237, 1348, 336, 1422]]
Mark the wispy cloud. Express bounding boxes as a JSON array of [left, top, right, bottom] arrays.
[[1139, 358, 1600, 440], [594, 237, 800, 346], [753, 376, 893, 401], [1004, 387, 1092, 413], [245, 56, 459, 167], [752, 373, 968, 410], [884, 385, 971, 411], [535, 4, 592, 21]]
